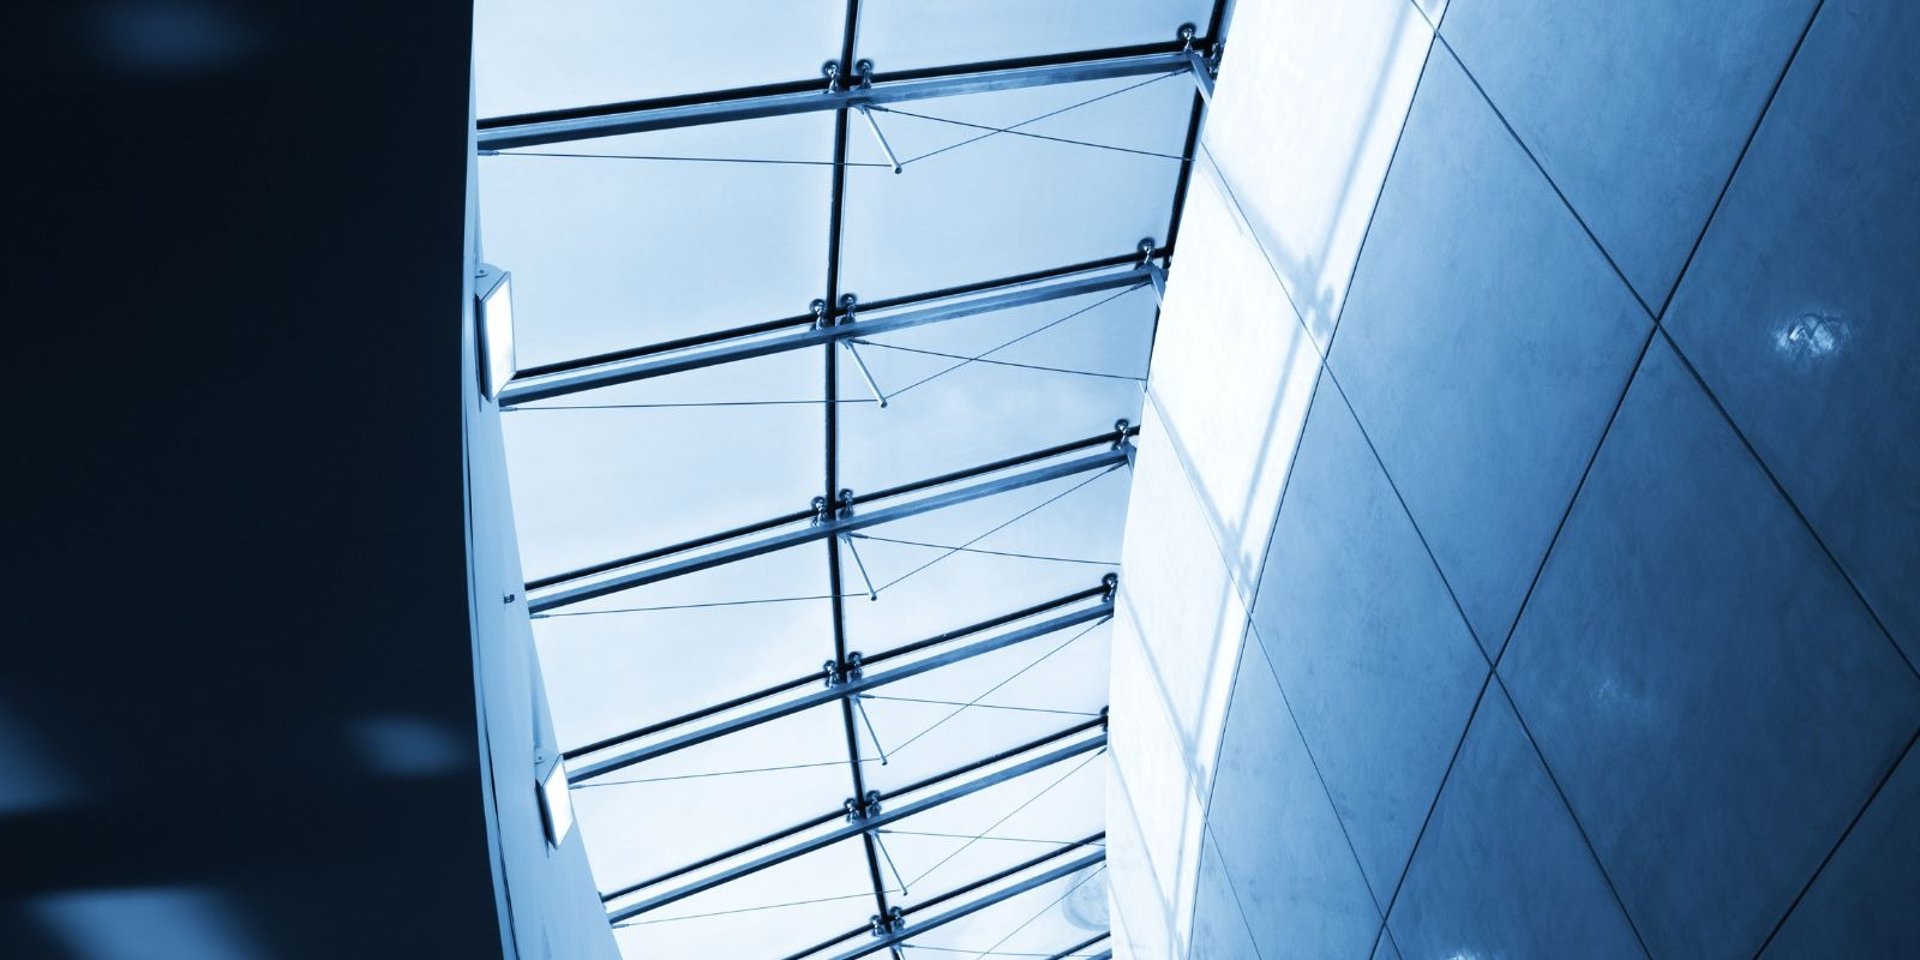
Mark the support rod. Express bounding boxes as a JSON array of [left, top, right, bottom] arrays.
[[605, 734, 1107, 922], [597, 715, 1107, 904], [857, 106, 903, 173], [477, 44, 1197, 150], [497, 264, 1149, 406], [570, 601, 1110, 781], [526, 439, 1129, 612], [829, 850, 1107, 960]]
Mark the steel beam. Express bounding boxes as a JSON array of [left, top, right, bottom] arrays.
[[598, 715, 1108, 904], [1046, 932, 1112, 960], [562, 584, 1107, 761], [830, 850, 1107, 960], [496, 264, 1150, 406], [571, 601, 1110, 781], [526, 440, 1129, 612], [779, 833, 1106, 960], [477, 44, 1196, 150], [605, 734, 1107, 922]]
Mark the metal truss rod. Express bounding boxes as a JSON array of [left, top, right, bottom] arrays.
[[572, 601, 1111, 782], [496, 264, 1150, 406], [606, 734, 1107, 923], [1088, 951, 1114, 960], [598, 715, 1107, 904], [477, 42, 1201, 150], [562, 585, 1107, 761], [829, 850, 1107, 960], [1046, 932, 1112, 960], [779, 832, 1106, 960], [526, 431, 1132, 612]]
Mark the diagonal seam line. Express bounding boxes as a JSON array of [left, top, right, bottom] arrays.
[[1651, 0, 1830, 321], [1242, 625, 1394, 921], [1750, 723, 1920, 957], [1430, 35, 1656, 320], [1653, 329, 1918, 682], [875, 105, 1189, 161], [884, 619, 1108, 758], [873, 463, 1124, 594], [904, 748, 1105, 890], [884, 284, 1146, 401], [852, 340, 1146, 382], [896, 71, 1183, 166]]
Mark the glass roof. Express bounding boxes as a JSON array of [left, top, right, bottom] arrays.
[[473, 3, 1224, 956]]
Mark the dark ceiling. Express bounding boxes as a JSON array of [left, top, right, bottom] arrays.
[[3, 2, 502, 956]]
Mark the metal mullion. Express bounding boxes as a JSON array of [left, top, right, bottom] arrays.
[[1044, 932, 1111, 960], [526, 444, 1128, 612], [597, 715, 1105, 905], [524, 506, 812, 592], [569, 602, 1111, 781], [777, 832, 1106, 960], [561, 584, 1106, 761], [851, 425, 1137, 506], [476, 43, 1198, 150], [829, 851, 1107, 960], [494, 266, 1149, 406], [823, 0, 894, 934], [605, 735, 1108, 923]]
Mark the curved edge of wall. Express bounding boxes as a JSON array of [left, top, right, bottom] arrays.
[[461, 76, 622, 960]]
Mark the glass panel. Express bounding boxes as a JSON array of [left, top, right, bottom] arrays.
[[837, 284, 1155, 494], [532, 548, 835, 750], [572, 702, 858, 893], [479, 113, 833, 370], [882, 746, 1106, 901], [900, 866, 1111, 956], [839, 75, 1196, 302], [503, 356, 825, 579], [475, 0, 846, 117], [608, 837, 876, 959], [857, 0, 1215, 72]]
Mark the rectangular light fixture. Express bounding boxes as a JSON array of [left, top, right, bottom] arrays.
[[537, 758, 573, 847], [475, 265, 515, 401]]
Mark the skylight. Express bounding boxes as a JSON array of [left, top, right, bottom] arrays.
[[472, 4, 1225, 955]]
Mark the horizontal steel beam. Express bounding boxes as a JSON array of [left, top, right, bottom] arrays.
[[599, 715, 1108, 905], [784, 834, 1107, 960], [478, 43, 1196, 150], [572, 601, 1109, 781], [1046, 932, 1112, 960], [832, 850, 1108, 960], [606, 733, 1107, 922], [498, 263, 1150, 406], [564, 584, 1108, 761], [527, 441, 1129, 612], [526, 426, 1132, 596]]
